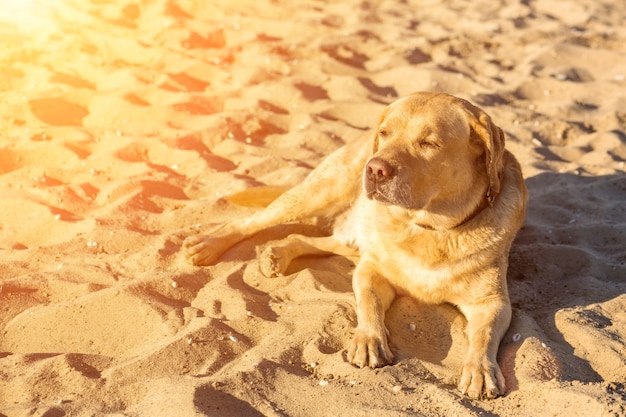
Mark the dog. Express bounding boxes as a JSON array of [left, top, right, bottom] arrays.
[[184, 92, 528, 399]]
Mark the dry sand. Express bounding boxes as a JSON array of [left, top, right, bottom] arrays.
[[0, 0, 625, 416]]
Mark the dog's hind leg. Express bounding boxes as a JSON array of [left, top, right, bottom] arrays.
[[184, 134, 371, 266], [258, 234, 358, 277]]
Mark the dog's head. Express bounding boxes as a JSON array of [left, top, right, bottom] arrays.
[[364, 92, 506, 228]]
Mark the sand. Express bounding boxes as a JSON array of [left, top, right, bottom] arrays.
[[0, 0, 625, 416]]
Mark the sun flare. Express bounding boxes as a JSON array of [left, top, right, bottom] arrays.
[[0, 0, 54, 31]]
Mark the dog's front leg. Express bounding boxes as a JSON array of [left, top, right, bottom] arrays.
[[347, 261, 396, 368], [457, 295, 511, 399]]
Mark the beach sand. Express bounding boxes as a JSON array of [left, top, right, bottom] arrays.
[[0, 0, 624, 415]]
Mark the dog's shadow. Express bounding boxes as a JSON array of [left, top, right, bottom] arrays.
[[386, 297, 460, 367], [506, 171, 626, 383]]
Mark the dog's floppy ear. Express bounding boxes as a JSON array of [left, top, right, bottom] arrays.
[[465, 102, 506, 202]]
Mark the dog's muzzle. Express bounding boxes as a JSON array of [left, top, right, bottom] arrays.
[[364, 157, 395, 202]]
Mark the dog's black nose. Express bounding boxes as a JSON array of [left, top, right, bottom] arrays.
[[365, 157, 394, 182]]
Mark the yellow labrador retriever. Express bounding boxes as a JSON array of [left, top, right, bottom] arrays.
[[184, 92, 527, 399]]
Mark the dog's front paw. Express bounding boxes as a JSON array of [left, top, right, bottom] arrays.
[[183, 235, 229, 266], [458, 358, 506, 399], [347, 328, 394, 368]]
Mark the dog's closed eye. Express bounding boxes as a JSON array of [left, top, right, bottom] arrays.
[[419, 141, 440, 150]]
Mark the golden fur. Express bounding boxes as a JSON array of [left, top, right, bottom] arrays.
[[184, 92, 527, 399]]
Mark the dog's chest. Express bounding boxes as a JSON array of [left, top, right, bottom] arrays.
[[375, 227, 490, 303], [337, 197, 497, 302]]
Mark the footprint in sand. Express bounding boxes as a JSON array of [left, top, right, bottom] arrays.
[[29, 97, 89, 127]]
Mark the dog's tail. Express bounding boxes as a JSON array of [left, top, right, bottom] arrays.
[[225, 185, 291, 208]]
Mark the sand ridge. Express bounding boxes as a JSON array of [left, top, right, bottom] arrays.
[[0, 0, 625, 416]]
